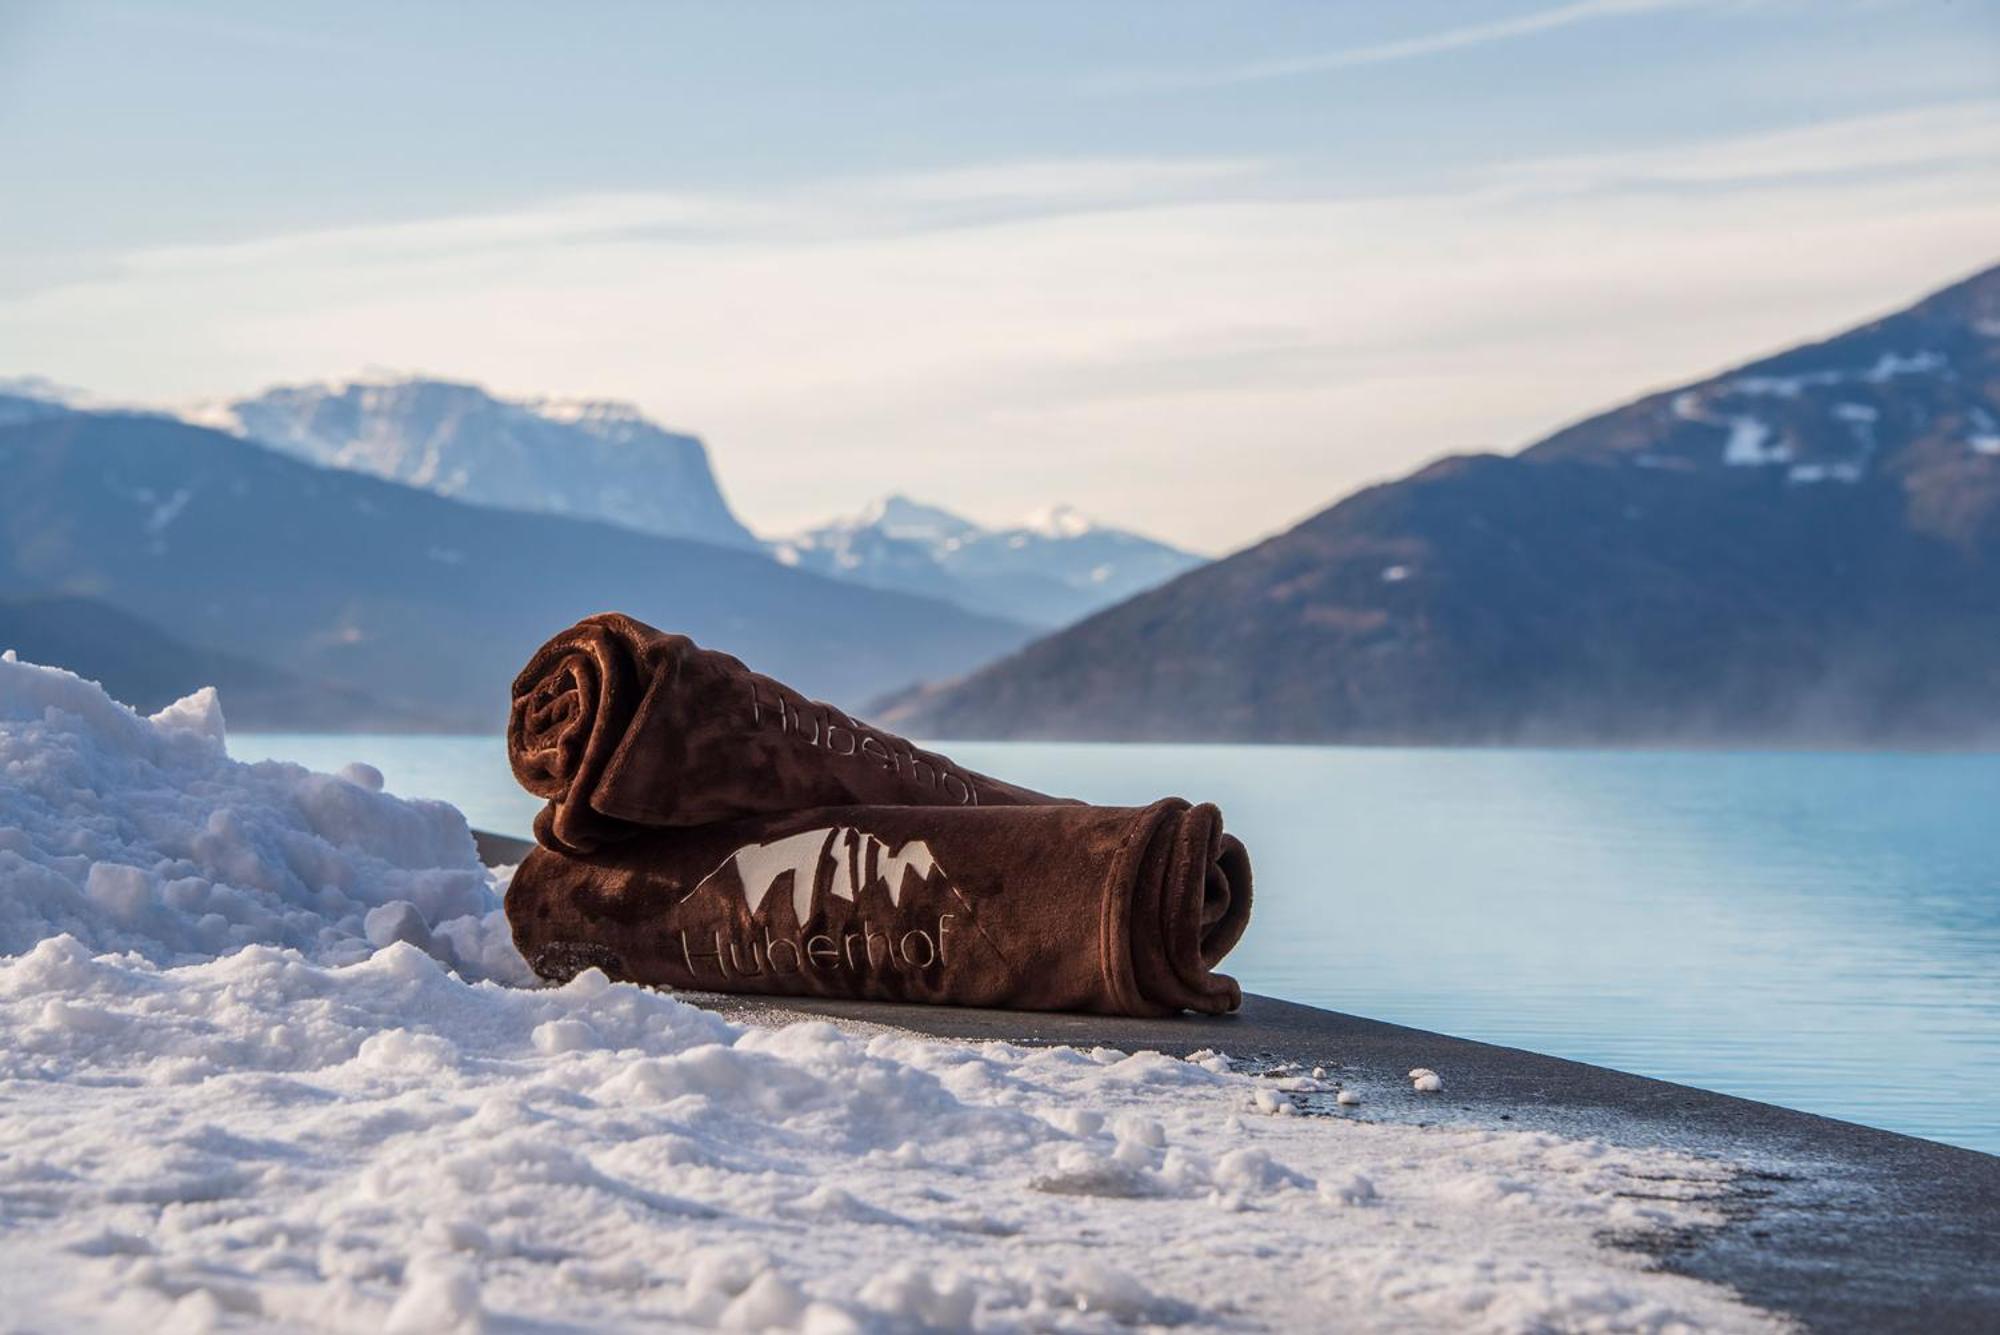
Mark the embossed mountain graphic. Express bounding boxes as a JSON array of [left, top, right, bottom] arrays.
[[688, 827, 947, 924]]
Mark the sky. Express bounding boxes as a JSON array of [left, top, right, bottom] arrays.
[[1, 2, 1997, 553]]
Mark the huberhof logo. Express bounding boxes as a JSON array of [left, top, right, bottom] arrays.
[[677, 826, 964, 981]]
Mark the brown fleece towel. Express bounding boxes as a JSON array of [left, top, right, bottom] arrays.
[[510, 611, 1054, 854], [507, 797, 1250, 1016]]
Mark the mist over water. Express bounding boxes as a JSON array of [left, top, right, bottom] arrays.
[[236, 733, 2000, 1155]]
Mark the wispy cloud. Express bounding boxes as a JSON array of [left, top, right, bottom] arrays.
[[121, 157, 1274, 276], [1081, 0, 1704, 94], [1499, 98, 2000, 191], [101, 100, 1989, 283]]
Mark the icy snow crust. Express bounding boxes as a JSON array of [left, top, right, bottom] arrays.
[[0, 658, 1780, 1332]]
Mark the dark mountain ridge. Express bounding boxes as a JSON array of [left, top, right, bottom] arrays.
[[0, 413, 1033, 730], [887, 263, 2000, 746], [0, 595, 415, 729]]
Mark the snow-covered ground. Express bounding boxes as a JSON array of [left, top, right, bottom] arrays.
[[0, 656, 1780, 1332]]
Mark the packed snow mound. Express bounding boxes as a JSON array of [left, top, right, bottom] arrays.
[[0, 941, 1778, 1333], [0, 653, 525, 981]]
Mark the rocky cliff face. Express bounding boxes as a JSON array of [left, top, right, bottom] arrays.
[[207, 375, 759, 550]]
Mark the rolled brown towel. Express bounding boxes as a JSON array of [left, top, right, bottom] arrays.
[[506, 797, 1251, 1016], [510, 612, 1053, 854]]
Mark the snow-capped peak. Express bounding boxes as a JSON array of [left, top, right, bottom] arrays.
[[849, 494, 984, 543], [770, 494, 1203, 627], [1021, 503, 1095, 539], [177, 396, 242, 433]]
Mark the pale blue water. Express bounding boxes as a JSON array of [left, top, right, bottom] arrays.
[[234, 734, 2000, 1155]]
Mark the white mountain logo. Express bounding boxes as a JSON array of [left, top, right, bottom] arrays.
[[690, 826, 945, 923]]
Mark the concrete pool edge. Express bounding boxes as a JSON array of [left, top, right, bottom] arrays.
[[471, 830, 2000, 1331]]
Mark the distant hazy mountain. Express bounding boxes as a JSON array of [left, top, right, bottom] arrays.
[[0, 595, 413, 729], [0, 413, 1032, 729], [771, 494, 1205, 627], [887, 262, 2000, 746], [198, 376, 758, 549]]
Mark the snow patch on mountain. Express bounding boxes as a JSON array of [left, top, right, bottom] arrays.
[[1722, 416, 1788, 467], [1660, 346, 1946, 480]]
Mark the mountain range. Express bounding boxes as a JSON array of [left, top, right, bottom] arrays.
[[0, 412, 1031, 729], [769, 494, 1203, 626], [0, 374, 1197, 727], [193, 376, 1199, 627], [884, 263, 2000, 746]]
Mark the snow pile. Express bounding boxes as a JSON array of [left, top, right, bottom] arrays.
[[0, 653, 524, 981], [0, 942, 1778, 1333], [0, 656, 1780, 1331]]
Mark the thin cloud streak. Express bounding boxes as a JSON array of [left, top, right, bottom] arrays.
[[110, 158, 1275, 276], [1080, 0, 1703, 94], [1495, 98, 2000, 192], [69, 98, 1994, 288]]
